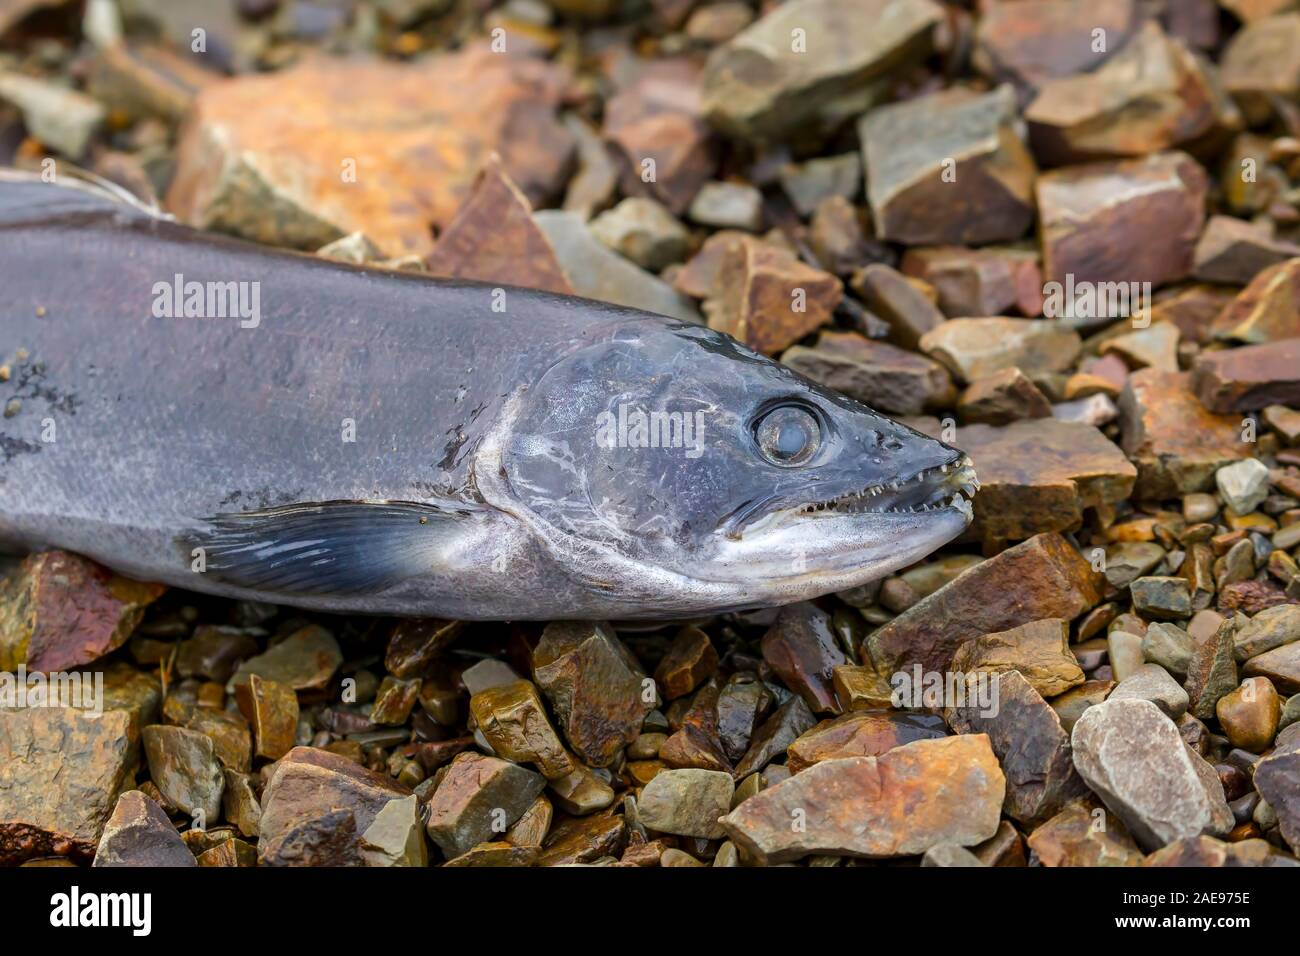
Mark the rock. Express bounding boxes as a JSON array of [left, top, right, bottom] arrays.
[[716, 676, 771, 763], [369, 675, 420, 726], [468, 680, 575, 780], [779, 153, 861, 217], [532, 621, 656, 767], [1243, 642, 1300, 694], [832, 664, 897, 711], [0, 551, 164, 672], [92, 791, 194, 868], [183, 708, 251, 774], [166, 49, 573, 258], [860, 85, 1036, 245], [536, 813, 626, 866], [424, 155, 573, 295], [1216, 458, 1272, 514], [1142, 622, 1196, 677], [957, 368, 1052, 425], [973, 0, 1139, 93], [922, 844, 986, 867], [534, 211, 701, 323], [719, 735, 1005, 864], [918, 318, 1080, 385], [1037, 151, 1208, 291], [661, 680, 732, 772], [1220, 12, 1300, 124], [1193, 217, 1300, 285], [1025, 22, 1216, 164], [1211, 258, 1300, 344], [972, 819, 1028, 866], [316, 232, 382, 265], [174, 626, 258, 683], [760, 603, 849, 713], [1193, 340, 1300, 413], [654, 625, 719, 701], [733, 697, 817, 777], [1233, 605, 1300, 661], [227, 624, 342, 695], [604, 64, 716, 216], [222, 770, 261, 839], [685, 2, 755, 44], [948, 670, 1088, 825], [900, 245, 1043, 318], [1186, 616, 1240, 718], [561, 113, 618, 221], [867, 532, 1102, 676], [1071, 698, 1234, 849], [142, 725, 225, 822], [504, 794, 552, 848], [1253, 727, 1300, 851], [460, 659, 521, 696], [786, 711, 947, 772], [589, 197, 689, 271], [950, 618, 1085, 698], [808, 195, 884, 276], [638, 769, 734, 838], [1027, 799, 1145, 866], [1108, 631, 1146, 682], [547, 763, 615, 816], [850, 263, 946, 350], [1105, 542, 1166, 590], [1118, 369, 1249, 499], [1051, 680, 1116, 733], [1144, 834, 1300, 866], [259, 747, 416, 866], [234, 674, 298, 762], [1216, 677, 1281, 752], [701, 233, 842, 354], [782, 331, 953, 416], [0, 72, 105, 159], [0, 708, 133, 865], [1130, 576, 1193, 619], [1100, 323, 1181, 373], [701, 0, 942, 141], [1109, 664, 1190, 719], [687, 181, 763, 231], [443, 841, 537, 867], [360, 795, 427, 868], [952, 419, 1136, 543]]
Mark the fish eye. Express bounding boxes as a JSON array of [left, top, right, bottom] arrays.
[[754, 404, 821, 466]]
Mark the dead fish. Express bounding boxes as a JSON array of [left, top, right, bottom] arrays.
[[0, 172, 978, 619]]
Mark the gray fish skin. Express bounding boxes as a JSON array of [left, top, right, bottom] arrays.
[[0, 175, 977, 619]]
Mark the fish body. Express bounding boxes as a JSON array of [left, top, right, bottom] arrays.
[[0, 174, 976, 619]]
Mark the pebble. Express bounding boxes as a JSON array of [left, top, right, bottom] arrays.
[[589, 197, 690, 271], [1216, 459, 1272, 515], [1216, 677, 1281, 752], [638, 769, 734, 838], [687, 180, 764, 231], [142, 725, 226, 822]]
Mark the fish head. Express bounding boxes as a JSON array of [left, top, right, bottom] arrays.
[[486, 320, 977, 612]]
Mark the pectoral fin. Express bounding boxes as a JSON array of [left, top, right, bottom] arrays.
[[181, 499, 474, 596]]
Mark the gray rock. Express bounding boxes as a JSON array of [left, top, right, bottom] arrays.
[[1142, 622, 1195, 677], [141, 725, 225, 822], [93, 791, 195, 867], [1108, 663, 1190, 719], [688, 181, 764, 231], [779, 153, 862, 217], [589, 197, 689, 271], [921, 843, 986, 866], [460, 659, 521, 696], [1216, 458, 1270, 515], [638, 769, 735, 839], [1071, 698, 1234, 850], [1233, 605, 1300, 663], [0, 72, 105, 159], [360, 794, 427, 867]]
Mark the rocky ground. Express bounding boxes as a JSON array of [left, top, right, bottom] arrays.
[[2, 0, 1300, 868]]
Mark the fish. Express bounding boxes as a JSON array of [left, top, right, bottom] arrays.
[[0, 171, 978, 620]]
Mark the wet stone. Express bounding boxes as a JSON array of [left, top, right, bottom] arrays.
[[0, 708, 134, 865], [1233, 605, 1300, 661], [548, 764, 615, 816], [1216, 677, 1281, 752], [360, 794, 427, 868], [734, 697, 817, 778], [1195, 342, 1300, 419], [1130, 576, 1193, 620], [93, 790, 194, 868], [444, 841, 538, 867], [469, 680, 575, 780], [638, 769, 734, 838], [922, 844, 985, 867], [973, 0, 1138, 93], [142, 725, 225, 822], [184, 708, 252, 774], [369, 675, 421, 726], [782, 331, 954, 417], [661, 680, 733, 773], [900, 245, 1043, 318], [716, 675, 771, 763], [1051, 680, 1116, 733], [504, 794, 552, 848], [228, 624, 342, 695], [222, 770, 261, 839], [860, 85, 1036, 246], [1101, 323, 1181, 374], [1144, 834, 1299, 866], [1219, 12, 1300, 125], [424, 752, 546, 859], [384, 619, 465, 680], [1108, 631, 1146, 683], [1109, 664, 1190, 719], [787, 711, 946, 773], [0, 551, 165, 672], [761, 603, 849, 713], [536, 814, 626, 866], [1027, 799, 1145, 867], [720, 734, 1006, 864], [950, 618, 1085, 699], [532, 621, 655, 767], [234, 673, 298, 762], [654, 625, 719, 701], [1142, 622, 1196, 677], [919, 318, 1081, 386], [1071, 698, 1234, 849]]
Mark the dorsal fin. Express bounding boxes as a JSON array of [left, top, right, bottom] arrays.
[[0, 167, 170, 229]]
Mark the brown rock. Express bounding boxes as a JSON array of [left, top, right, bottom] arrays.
[[469, 680, 576, 780], [504, 794, 552, 848], [0, 551, 164, 672], [536, 813, 626, 866], [384, 619, 464, 680], [1211, 258, 1300, 344], [1253, 726, 1300, 851], [950, 618, 1085, 699], [174, 626, 258, 683], [786, 711, 947, 773], [424, 155, 573, 295], [861, 85, 1036, 246], [228, 624, 342, 695], [1193, 217, 1300, 285], [782, 331, 954, 416], [850, 263, 945, 350], [142, 725, 225, 822], [1193, 340, 1300, 413], [1118, 369, 1250, 499], [0, 708, 133, 865], [184, 707, 252, 774], [1025, 23, 1217, 164], [760, 603, 849, 713], [1216, 677, 1281, 752], [1038, 151, 1208, 290], [1144, 834, 1300, 866], [719, 734, 1006, 864], [443, 841, 538, 867], [93, 790, 195, 868], [832, 664, 897, 711], [532, 621, 655, 767], [369, 675, 420, 726], [1100, 322, 1181, 373], [654, 625, 718, 700], [715, 676, 772, 764], [918, 318, 1080, 385], [222, 769, 261, 839], [1220, 12, 1300, 124], [733, 697, 817, 777], [703, 234, 843, 355], [1051, 680, 1116, 733], [1027, 799, 1145, 866], [901, 245, 1043, 318], [638, 769, 734, 839], [661, 680, 732, 773], [166, 49, 573, 258], [973, 0, 1139, 93], [866, 532, 1102, 675], [234, 674, 298, 762], [957, 368, 1052, 425], [1243, 641, 1300, 694], [954, 419, 1136, 543]]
